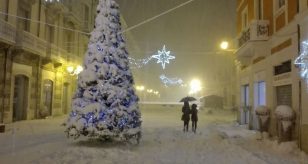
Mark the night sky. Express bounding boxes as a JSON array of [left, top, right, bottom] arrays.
[[116, 0, 237, 101]]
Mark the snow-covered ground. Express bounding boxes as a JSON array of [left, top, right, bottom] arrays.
[[0, 104, 307, 164]]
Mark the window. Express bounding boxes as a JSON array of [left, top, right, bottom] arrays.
[[254, 81, 266, 106], [18, 3, 31, 32], [258, 0, 264, 19], [278, 0, 285, 9], [64, 22, 75, 53], [275, 0, 286, 12], [276, 84, 292, 106], [241, 84, 250, 124], [4, 0, 9, 21], [241, 7, 248, 30], [84, 5, 89, 27], [274, 60, 291, 75], [242, 85, 249, 106], [45, 25, 54, 43], [65, 32, 74, 53]]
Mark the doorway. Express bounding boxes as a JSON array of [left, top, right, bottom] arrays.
[[253, 81, 266, 129], [241, 84, 250, 124], [13, 75, 29, 121], [42, 80, 53, 117]]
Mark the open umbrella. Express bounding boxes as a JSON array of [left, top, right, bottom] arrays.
[[180, 96, 197, 102]]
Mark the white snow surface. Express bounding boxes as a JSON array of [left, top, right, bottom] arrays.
[[275, 105, 295, 119], [256, 106, 270, 115], [0, 105, 307, 164], [259, 115, 270, 124]]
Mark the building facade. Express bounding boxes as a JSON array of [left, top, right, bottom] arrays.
[[0, 0, 97, 123], [236, 0, 308, 152]]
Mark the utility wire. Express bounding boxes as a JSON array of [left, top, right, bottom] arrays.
[[0, 11, 91, 35], [0, 0, 195, 35], [119, 0, 195, 34]]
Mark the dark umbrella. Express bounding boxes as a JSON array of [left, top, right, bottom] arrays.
[[179, 96, 197, 102]]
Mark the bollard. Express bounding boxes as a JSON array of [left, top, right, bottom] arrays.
[[256, 106, 270, 133], [275, 105, 295, 142]]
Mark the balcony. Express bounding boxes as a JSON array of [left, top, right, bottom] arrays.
[[0, 20, 16, 45], [67, 52, 82, 64], [46, 43, 67, 63], [236, 20, 270, 65], [238, 20, 269, 47], [16, 30, 47, 57]]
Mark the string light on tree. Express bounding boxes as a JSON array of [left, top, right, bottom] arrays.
[[295, 41, 308, 85], [152, 45, 175, 69]]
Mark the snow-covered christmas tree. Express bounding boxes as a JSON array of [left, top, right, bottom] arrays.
[[65, 0, 141, 142]]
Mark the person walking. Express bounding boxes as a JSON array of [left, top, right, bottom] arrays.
[[182, 101, 191, 132], [191, 104, 198, 133]]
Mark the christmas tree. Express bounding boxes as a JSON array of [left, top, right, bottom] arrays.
[[65, 0, 142, 142]]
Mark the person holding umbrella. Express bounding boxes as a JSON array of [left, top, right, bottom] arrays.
[[181, 101, 191, 132]]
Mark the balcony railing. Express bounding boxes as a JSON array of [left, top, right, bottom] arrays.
[[67, 52, 82, 63], [0, 20, 84, 65], [0, 19, 16, 44], [238, 20, 269, 47], [16, 30, 47, 57], [46, 43, 69, 63]]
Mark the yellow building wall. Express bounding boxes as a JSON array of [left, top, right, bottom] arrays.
[[263, 0, 274, 36], [288, 0, 298, 23], [275, 12, 286, 32], [237, 0, 255, 35]]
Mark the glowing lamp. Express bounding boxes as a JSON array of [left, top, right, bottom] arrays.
[[220, 41, 229, 50]]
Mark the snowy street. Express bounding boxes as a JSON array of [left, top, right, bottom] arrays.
[[0, 105, 307, 164]]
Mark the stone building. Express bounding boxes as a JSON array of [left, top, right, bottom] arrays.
[[235, 0, 308, 152], [0, 0, 97, 123]]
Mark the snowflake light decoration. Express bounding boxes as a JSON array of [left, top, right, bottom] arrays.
[[160, 74, 183, 86], [152, 45, 175, 69], [295, 41, 308, 84]]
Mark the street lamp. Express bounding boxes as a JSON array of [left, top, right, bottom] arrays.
[[136, 85, 145, 91], [219, 41, 237, 53], [189, 79, 202, 95], [220, 41, 229, 50], [66, 65, 83, 75]]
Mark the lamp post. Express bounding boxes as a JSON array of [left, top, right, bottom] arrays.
[[219, 40, 237, 109]]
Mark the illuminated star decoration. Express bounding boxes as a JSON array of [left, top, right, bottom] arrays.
[[160, 74, 184, 86], [152, 45, 175, 69], [295, 41, 308, 84], [128, 56, 153, 69]]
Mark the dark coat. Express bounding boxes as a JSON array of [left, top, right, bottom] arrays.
[[191, 108, 198, 122], [182, 106, 191, 122]]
